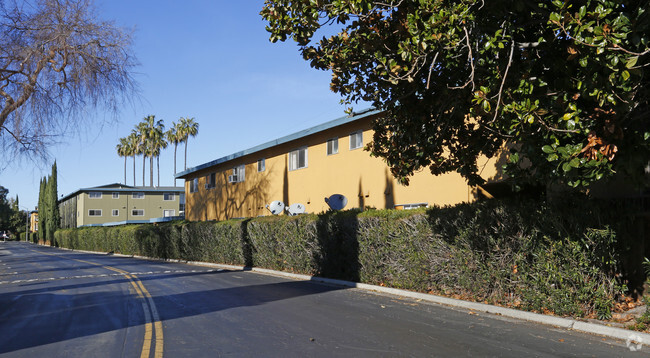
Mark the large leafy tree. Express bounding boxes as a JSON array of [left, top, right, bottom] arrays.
[[262, 0, 650, 187], [0, 0, 137, 160]]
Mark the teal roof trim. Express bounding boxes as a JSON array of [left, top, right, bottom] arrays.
[[176, 108, 381, 179]]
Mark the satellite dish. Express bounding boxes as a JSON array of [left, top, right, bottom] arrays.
[[266, 201, 285, 215], [325, 194, 347, 211], [285, 203, 306, 216]]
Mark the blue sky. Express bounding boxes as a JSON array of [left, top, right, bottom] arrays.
[[1, 0, 357, 211]]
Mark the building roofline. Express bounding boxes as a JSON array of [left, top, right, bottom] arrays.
[[175, 108, 382, 179], [59, 184, 184, 203]]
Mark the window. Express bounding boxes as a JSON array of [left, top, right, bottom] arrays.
[[288, 147, 308, 171], [327, 138, 339, 155], [112, 209, 119, 216], [350, 131, 363, 150], [257, 158, 265, 172], [189, 178, 198, 193], [163, 209, 175, 217], [132, 209, 145, 216], [228, 165, 245, 183], [132, 192, 145, 199], [88, 209, 102, 216], [164, 193, 176, 201], [205, 173, 216, 189], [89, 192, 102, 199], [112, 192, 119, 199]]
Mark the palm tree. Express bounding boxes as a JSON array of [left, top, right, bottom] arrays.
[[116, 137, 130, 185], [140, 115, 166, 187], [151, 125, 168, 187], [127, 132, 139, 186], [135, 122, 148, 186], [178, 117, 199, 170], [166, 121, 183, 186]]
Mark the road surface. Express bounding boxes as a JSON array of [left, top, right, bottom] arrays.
[[0, 241, 644, 357]]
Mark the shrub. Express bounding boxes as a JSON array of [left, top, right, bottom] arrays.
[[51, 196, 637, 319]]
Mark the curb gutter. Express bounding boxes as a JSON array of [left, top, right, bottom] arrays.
[[50, 244, 650, 345]]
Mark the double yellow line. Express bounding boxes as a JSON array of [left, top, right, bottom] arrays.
[[33, 250, 163, 358]]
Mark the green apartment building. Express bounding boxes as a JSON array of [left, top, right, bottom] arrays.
[[59, 183, 185, 228]]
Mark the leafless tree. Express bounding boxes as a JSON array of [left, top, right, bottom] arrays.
[[0, 0, 137, 160]]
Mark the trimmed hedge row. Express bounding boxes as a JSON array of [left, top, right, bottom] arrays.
[[53, 196, 642, 319]]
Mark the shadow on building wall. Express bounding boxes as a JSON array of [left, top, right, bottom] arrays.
[[384, 169, 395, 209]]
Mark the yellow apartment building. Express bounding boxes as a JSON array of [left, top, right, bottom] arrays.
[[176, 109, 501, 221]]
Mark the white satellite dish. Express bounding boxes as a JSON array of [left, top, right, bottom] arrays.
[[266, 201, 285, 215], [285, 203, 306, 216], [325, 194, 347, 211]]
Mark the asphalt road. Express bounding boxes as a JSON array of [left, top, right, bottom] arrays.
[[0, 241, 645, 357]]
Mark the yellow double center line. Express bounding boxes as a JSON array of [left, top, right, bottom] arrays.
[[33, 250, 163, 358]]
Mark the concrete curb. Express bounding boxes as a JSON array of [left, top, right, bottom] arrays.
[[50, 244, 650, 345]]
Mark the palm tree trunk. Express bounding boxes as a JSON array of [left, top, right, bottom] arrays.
[[132, 155, 136, 186], [150, 156, 154, 187], [123, 156, 127, 185], [157, 155, 160, 187], [142, 155, 145, 187], [184, 140, 188, 170], [173, 143, 177, 186]]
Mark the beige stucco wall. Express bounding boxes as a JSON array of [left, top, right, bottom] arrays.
[[184, 115, 500, 221]]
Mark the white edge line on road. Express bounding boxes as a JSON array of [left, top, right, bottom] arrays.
[[46, 243, 650, 344]]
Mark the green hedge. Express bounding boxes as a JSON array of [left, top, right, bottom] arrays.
[[53, 196, 642, 319]]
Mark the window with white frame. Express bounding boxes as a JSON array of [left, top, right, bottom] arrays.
[[289, 147, 308, 171], [132, 209, 145, 216], [112, 209, 119, 216], [88, 209, 102, 216], [163, 209, 175, 217], [132, 192, 145, 199], [228, 165, 245, 183], [257, 158, 265, 172], [88, 192, 102, 199], [350, 131, 363, 150], [327, 138, 339, 155], [205, 173, 216, 189], [164, 192, 176, 200], [112, 192, 119, 199]]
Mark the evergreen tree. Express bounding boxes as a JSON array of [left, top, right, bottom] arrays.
[[47, 162, 59, 246], [39, 176, 48, 243]]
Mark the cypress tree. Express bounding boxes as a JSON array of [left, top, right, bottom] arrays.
[[39, 177, 48, 244], [47, 161, 60, 246]]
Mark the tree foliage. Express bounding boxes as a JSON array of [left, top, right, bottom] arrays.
[[37, 161, 58, 244], [262, 0, 650, 187], [0, 0, 137, 160]]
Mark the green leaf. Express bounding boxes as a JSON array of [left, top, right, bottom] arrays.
[[579, 6, 586, 18], [622, 70, 630, 81], [542, 145, 555, 153], [510, 153, 519, 163], [569, 157, 580, 168], [562, 162, 572, 172], [626, 56, 639, 69], [579, 57, 588, 67]]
